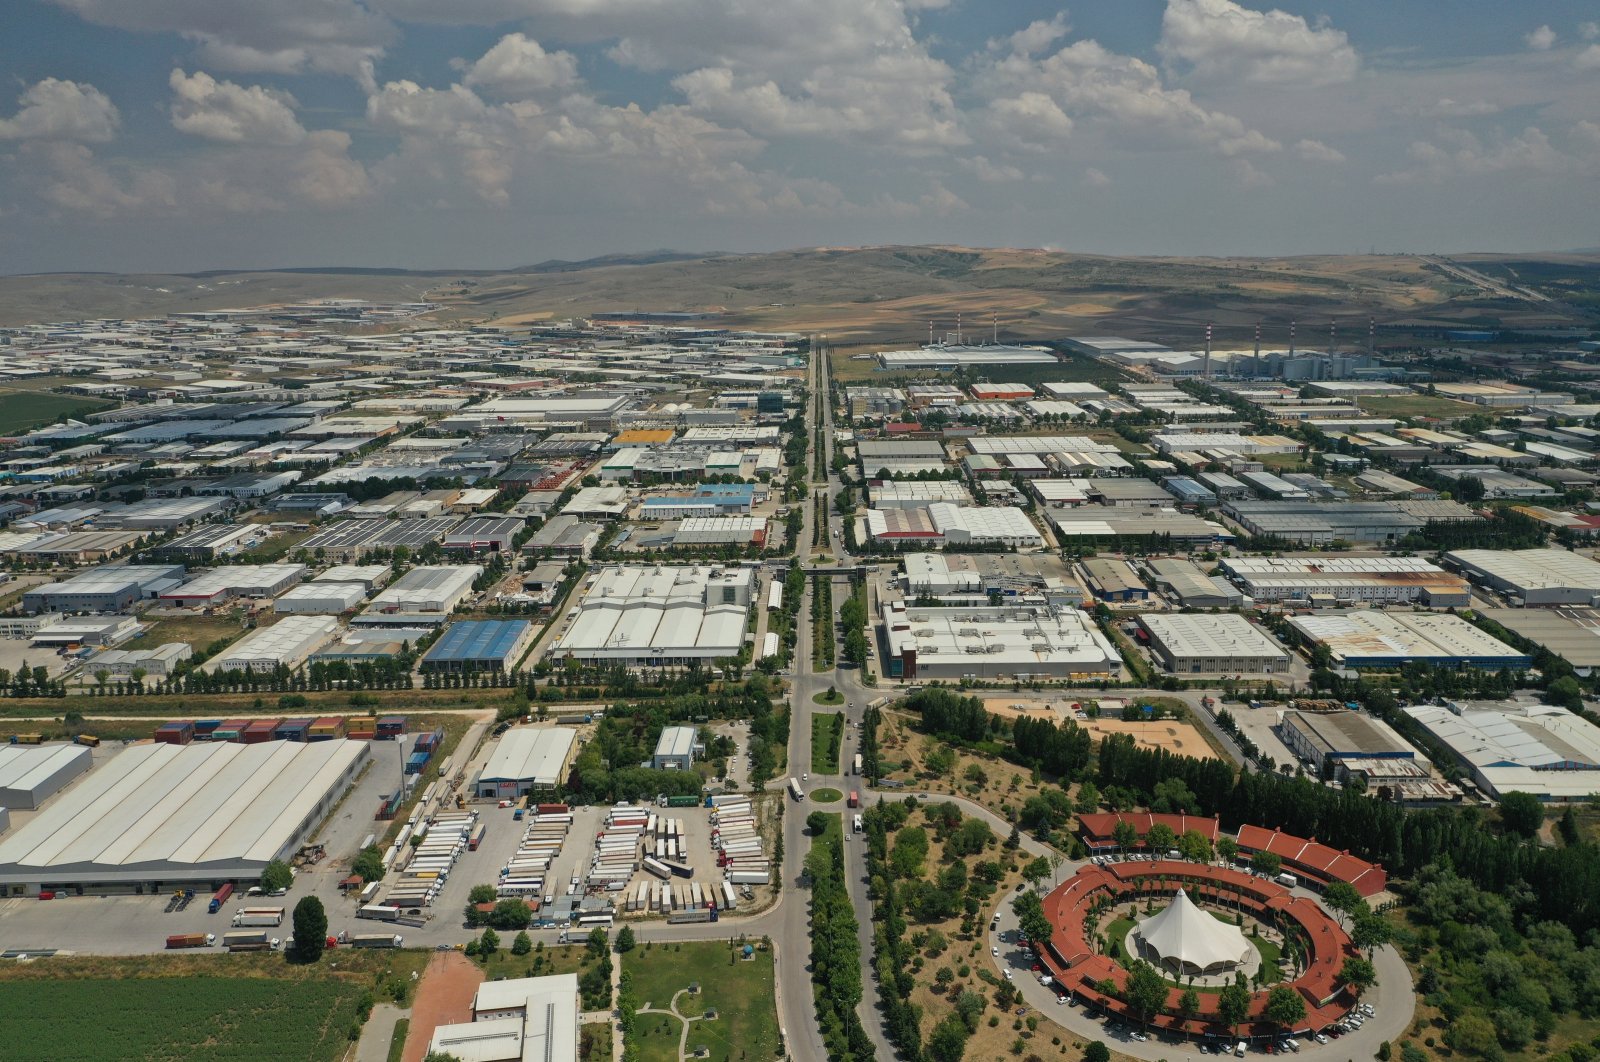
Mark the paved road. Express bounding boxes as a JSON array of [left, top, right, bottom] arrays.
[[354, 1002, 408, 1062]]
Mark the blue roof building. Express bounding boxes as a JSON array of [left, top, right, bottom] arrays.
[[421, 619, 535, 673]]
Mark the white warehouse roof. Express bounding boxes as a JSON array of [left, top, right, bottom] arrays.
[[204, 615, 339, 672], [480, 728, 576, 787], [0, 743, 94, 810], [0, 739, 369, 889]]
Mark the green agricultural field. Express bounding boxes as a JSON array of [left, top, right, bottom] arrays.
[[0, 389, 115, 433], [1357, 393, 1481, 421], [0, 976, 366, 1061], [624, 940, 781, 1062]]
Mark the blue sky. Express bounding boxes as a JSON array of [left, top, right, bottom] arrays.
[[1, 1, 1597, 273]]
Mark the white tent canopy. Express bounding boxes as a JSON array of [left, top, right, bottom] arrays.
[[1134, 888, 1252, 974]]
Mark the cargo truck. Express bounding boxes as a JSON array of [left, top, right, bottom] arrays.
[[208, 882, 234, 913], [232, 907, 285, 927], [848, 790, 859, 808], [222, 930, 280, 952], [165, 932, 215, 949], [349, 933, 404, 948]]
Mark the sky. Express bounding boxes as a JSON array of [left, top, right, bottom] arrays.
[[1, 0, 1598, 274]]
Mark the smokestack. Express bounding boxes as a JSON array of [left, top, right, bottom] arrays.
[[1368, 316, 1376, 355], [1289, 319, 1296, 355], [956, 313, 962, 345], [1204, 322, 1213, 380], [992, 312, 998, 345], [1254, 321, 1261, 358], [929, 320, 934, 347], [1330, 319, 1337, 352]]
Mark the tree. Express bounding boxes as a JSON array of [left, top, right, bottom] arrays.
[[587, 927, 609, 957], [1075, 782, 1101, 814], [1351, 911, 1391, 954], [1548, 675, 1584, 711], [353, 846, 385, 883], [1559, 806, 1581, 846], [1264, 985, 1307, 1030], [806, 811, 830, 835], [1217, 836, 1239, 864], [1167, 981, 1213, 1023], [927, 1014, 970, 1062], [512, 931, 532, 956], [1112, 820, 1138, 852], [1217, 979, 1252, 1033], [478, 928, 500, 957], [1014, 890, 1053, 946], [1021, 856, 1051, 890], [292, 896, 328, 963], [1249, 850, 1282, 878], [260, 860, 294, 893], [1339, 955, 1376, 993], [1145, 823, 1176, 854], [1498, 791, 1545, 837], [1322, 881, 1363, 924], [615, 926, 636, 953], [1084, 1041, 1111, 1062], [1125, 961, 1168, 1026], [468, 884, 498, 904], [1151, 777, 1196, 814], [1177, 829, 1214, 864]]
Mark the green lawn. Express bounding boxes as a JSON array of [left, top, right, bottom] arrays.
[[811, 689, 844, 706], [123, 614, 259, 654], [1251, 932, 1283, 983], [386, 1017, 409, 1062], [0, 976, 365, 1061], [624, 940, 781, 1062], [810, 711, 844, 773], [0, 389, 115, 434], [1358, 393, 1481, 421], [478, 940, 598, 982], [810, 787, 843, 803]]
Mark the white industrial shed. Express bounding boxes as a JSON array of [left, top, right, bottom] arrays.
[[203, 615, 340, 673], [476, 728, 577, 799], [274, 582, 367, 613], [0, 739, 369, 895], [0, 743, 93, 810]]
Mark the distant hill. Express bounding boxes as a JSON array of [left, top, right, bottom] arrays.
[[0, 245, 1593, 339]]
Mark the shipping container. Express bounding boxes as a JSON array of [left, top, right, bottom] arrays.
[[642, 856, 671, 880], [469, 823, 487, 851], [154, 720, 194, 745], [166, 932, 214, 949], [208, 882, 234, 913], [232, 907, 285, 927], [193, 719, 222, 737], [727, 869, 770, 885], [275, 718, 313, 742], [222, 930, 277, 951], [377, 716, 407, 739], [720, 881, 738, 910], [349, 933, 403, 948], [357, 904, 402, 921]]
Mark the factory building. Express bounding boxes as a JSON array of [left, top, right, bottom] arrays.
[[442, 515, 525, 555], [1080, 558, 1150, 603], [159, 564, 307, 608], [203, 615, 340, 674], [869, 481, 973, 509], [1279, 710, 1425, 784], [420, 620, 535, 674], [651, 726, 700, 771], [1288, 611, 1530, 670], [1479, 609, 1600, 675], [1405, 701, 1600, 802], [1445, 548, 1600, 607], [880, 601, 1121, 681], [429, 974, 580, 1062], [23, 565, 186, 614], [1136, 613, 1290, 675], [1049, 509, 1233, 547], [312, 564, 390, 591], [671, 516, 768, 547], [475, 728, 577, 799], [0, 743, 94, 810], [87, 642, 192, 678], [274, 582, 367, 614], [0, 739, 369, 894], [1220, 556, 1470, 607], [1223, 500, 1476, 545], [546, 565, 751, 670], [298, 516, 463, 563], [358, 565, 482, 626], [1143, 558, 1244, 608]]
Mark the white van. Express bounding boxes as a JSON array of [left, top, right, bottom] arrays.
[[1234, 1042, 1247, 1057]]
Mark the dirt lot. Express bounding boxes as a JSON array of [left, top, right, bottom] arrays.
[[1075, 717, 1220, 761], [403, 951, 484, 1062]]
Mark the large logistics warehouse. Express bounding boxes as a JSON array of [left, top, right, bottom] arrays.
[[357, 564, 482, 625], [1479, 608, 1600, 675], [203, 615, 340, 673], [547, 565, 752, 670], [1445, 548, 1600, 606], [1136, 613, 1290, 675], [880, 601, 1121, 681], [0, 743, 93, 810], [1288, 611, 1530, 669], [22, 565, 185, 613], [1404, 702, 1600, 801], [420, 619, 535, 673], [159, 564, 306, 607], [0, 739, 369, 895], [476, 728, 577, 799], [1220, 555, 1470, 607]]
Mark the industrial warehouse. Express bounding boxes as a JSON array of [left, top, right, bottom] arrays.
[[1445, 548, 1600, 606], [0, 743, 94, 810], [546, 565, 751, 670], [474, 728, 577, 799], [419, 619, 535, 673], [1136, 613, 1290, 675], [879, 601, 1121, 681], [0, 739, 369, 895], [1219, 555, 1471, 607], [1288, 611, 1531, 670], [1404, 701, 1600, 802]]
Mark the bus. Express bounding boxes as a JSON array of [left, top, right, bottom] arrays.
[[852, 753, 862, 776], [852, 814, 864, 833], [787, 778, 803, 801]]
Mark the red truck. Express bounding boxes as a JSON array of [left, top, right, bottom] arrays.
[[208, 882, 234, 913], [848, 791, 860, 808]]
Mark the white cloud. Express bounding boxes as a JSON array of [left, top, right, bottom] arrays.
[[995, 14, 1071, 57], [168, 70, 305, 144], [1407, 97, 1502, 119], [1576, 45, 1600, 71], [1582, 22, 1599, 41], [0, 78, 120, 142], [1377, 126, 1566, 184], [49, 0, 394, 80], [1158, 0, 1359, 86], [956, 155, 1024, 182], [1082, 167, 1110, 188], [1294, 138, 1345, 163], [985, 92, 1074, 149], [980, 37, 1281, 158], [459, 33, 580, 97], [1525, 25, 1557, 51], [1229, 157, 1272, 188]]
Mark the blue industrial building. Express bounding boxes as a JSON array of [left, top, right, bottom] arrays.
[[420, 619, 535, 674]]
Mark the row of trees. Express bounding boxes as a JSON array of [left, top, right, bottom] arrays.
[[807, 817, 871, 1059]]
